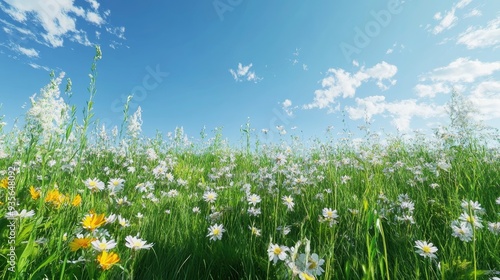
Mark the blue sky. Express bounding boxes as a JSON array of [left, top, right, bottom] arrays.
[[1, 0, 499, 144]]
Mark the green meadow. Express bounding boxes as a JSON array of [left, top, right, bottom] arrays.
[[1, 50, 499, 280]]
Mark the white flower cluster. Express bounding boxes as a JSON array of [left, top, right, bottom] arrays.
[[127, 106, 143, 139], [26, 72, 69, 143], [268, 238, 325, 279]]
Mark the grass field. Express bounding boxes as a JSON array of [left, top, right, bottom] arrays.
[[1, 51, 499, 279]]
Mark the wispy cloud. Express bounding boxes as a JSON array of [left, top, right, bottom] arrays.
[[303, 61, 397, 112], [28, 62, 50, 71], [106, 26, 126, 40], [86, 0, 100, 11], [281, 99, 296, 117], [421, 57, 500, 83], [70, 31, 92, 46], [464, 8, 482, 18], [229, 63, 262, 83], [0, 18, 37, 40], [17, 45, 39, 58], [430, 0, 472, 34], [0, 0, 124, 49], [457, 17, 500, 49], [2, 41, 41, 58], [385, 42, 405, 55], [290, 48, 300, 65]]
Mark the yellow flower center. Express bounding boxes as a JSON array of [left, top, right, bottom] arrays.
[[423, 246, 431, 254], [273, 247, 282, 255], [308, 260, 317, 269]]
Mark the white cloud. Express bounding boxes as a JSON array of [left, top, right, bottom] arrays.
[[17, 45, 39, 57], [414, 82, 451, 98], [457, 18, 500, 49], [385, 99, 444, 131], [302, 64, 308, 71], [422, 57, 500, 83], [430, 0, 472, 34], [464, 8, 482, 18], [106, 26, 126, 40], [434, 12, 442, 21], [0, 0, 121, 48], [28, 62, 49, 71], [282, 99, 295, 117], [386, 42, 404, 55], [229, 63, 262, 83], [364, 62, 398, 88], [290, 48, 301, 65], [86, 0, 100, 11], [304, 61, 397, 111], [2, 0, 84, 47], [346, 95, 386, 121], [0, 19, 35, 37], [432, 9, 458, 34], [70, 31, 92, 46], [455, 0, 472, 9], [346, 96, 445, 131], [469, 81, 500, 120], [86, 11, 104, 25]]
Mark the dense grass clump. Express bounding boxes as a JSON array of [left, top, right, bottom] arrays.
[[0, 48, 499, 279]]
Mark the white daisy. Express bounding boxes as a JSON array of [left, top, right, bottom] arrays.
[[207, 224, 225, 241]]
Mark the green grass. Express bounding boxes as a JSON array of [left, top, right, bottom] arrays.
[[0, 49, 499, 279]]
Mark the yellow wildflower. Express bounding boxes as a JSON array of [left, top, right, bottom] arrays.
[[69, 236, 95, 251], [82, 212, 106, 231], [97, 251, 120, 270], [72, 194, 82, 207], [45, 189, 66, 208], [0, 178, 8, 189], [30, 186, 41, 200], [299, 272, 315, 280]]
